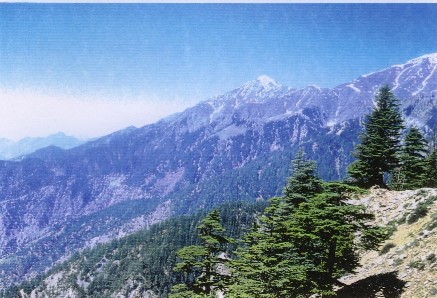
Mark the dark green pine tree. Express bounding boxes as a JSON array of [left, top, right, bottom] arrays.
[[425, 149, 437, 187], [348, 86, 404, 188], [289, 182, 387, 296], [229, 153, 386, 297], [170, 210, 233, 298], [425, 129, 437, 187], [394, 127, 428, 190], [265, 149, 324, 244], [228, 151, 325, 297], [283, 149, 324, 208], [228, 220, 310, 297]]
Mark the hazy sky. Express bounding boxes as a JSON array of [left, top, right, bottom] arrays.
[[1, 4, 437, 140]]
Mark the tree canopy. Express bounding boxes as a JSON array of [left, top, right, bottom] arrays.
[[425, 149, 437, 188], [348, 86, 404, 188], [170, 210, 234, 297], [391, 127, 428, 190], [227, 154, 386, 297]]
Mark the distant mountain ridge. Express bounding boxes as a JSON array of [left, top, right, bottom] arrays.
[[0, 132, 85, 160], [0, 53, 436, 287]]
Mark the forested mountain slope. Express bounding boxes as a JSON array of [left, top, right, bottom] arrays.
[[8, 188, 437, 298], [3, 202, 266, 297]]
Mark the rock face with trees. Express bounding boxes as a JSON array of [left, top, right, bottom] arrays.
[[348, 86, 437, 190], [171, 151, 387, 297], [168, 86, 437, 297]]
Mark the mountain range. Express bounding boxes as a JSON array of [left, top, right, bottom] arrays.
[[0, 132, 85, 160], [0, 53, 436, 287]]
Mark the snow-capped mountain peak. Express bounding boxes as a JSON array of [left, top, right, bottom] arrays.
[[257, 75, 279, 88], [205, 75, 284, 109], [406, 52, 437, 65], [239, 75, 282, 94]]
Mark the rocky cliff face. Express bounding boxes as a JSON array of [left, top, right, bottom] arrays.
[[0, 53, 436, 287]]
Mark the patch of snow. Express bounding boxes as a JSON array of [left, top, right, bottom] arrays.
[[237, 76, 283, 100], [51, 167, 65, 177], [326, 120, 337, 127], [270, 142, 281, 152], [216, 125, 247, 140], [335, 157, 341, 177], [362, 62, 405, 79], [208, 101, 225, 123], [361, 71, 377, 78], [299, 125, 308, 140], [361, 67, 389, 78], [308, 85, 321, 91], [404, 117, 425, 129], [312, 142, 318, 153], [412, 63, 437, 96], [336, 123, 347, 135], [392, 65, 409, 91], [290, 123, 299, 144], [347, 83, 361, 93], [109, 176, 124, 188], [266, 110, 295, 122], [407, 53, 437, 65]]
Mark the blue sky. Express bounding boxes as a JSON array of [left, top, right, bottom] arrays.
[[1, 4, 437, 140]]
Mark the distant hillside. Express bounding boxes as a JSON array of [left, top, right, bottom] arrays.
[[2, 201, 266, 297], [0, 132, 85, 160]]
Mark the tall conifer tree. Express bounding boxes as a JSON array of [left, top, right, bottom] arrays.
[[170, 210, 233, 297], [287, 182, 386, 295], [228, 150, 324, 297], [426, 149, 437, 187], [395, 127, 428, 189], [348, 86, 404, 188], [425, 129, 437, 187], [283, 149, 323, 207], [229, 154, 386, 297]]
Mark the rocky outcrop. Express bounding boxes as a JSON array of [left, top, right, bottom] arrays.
[[341, 188, 437, 297]]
